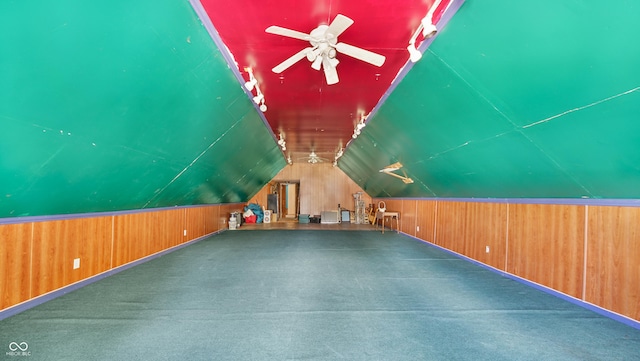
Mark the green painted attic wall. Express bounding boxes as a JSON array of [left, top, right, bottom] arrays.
[[340, 0, 640, 199], [0, 0, 285, 218]]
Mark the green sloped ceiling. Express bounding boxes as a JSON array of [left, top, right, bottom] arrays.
[[340, 0, 640, 198], [0, 0, 285, 218]]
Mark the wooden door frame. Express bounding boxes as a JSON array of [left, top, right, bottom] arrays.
[[277, 180, 300, 219]]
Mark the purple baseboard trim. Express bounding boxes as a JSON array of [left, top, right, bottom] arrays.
[[375, 197, 640, 207], [0, 230, 224, 321], [402, 232, 640, 331], [0, 203, 246, 226]]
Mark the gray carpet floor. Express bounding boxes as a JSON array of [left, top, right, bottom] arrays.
[[1, 230, 639, 360]]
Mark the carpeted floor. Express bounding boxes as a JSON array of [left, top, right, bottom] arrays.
[[1, 230, 639, 360]]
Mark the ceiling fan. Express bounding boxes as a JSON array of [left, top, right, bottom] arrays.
[[298, 151, 329, 164], [266, 14, 386, 85]]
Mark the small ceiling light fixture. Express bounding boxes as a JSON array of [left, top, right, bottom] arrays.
[[333, 147, 344, 166], [379, 162, 414, 184], [407, 42, 423, 63], [277, 132, 287, 152], [308, 151, 321, 164], [243, 67, 267, 112], [351, 112, 368, 139], [407, 0, 449, 63], [244, 75, 257, 91]]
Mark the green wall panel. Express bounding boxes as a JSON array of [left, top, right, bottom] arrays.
[[0, 0, 285, 218], [341, 0, 640, 199], [521, 92, 640, 198]]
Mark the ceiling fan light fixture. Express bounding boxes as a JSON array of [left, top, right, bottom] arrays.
[[311, 55, 323, 70], [306, 51, 317, 62], [267, 14, 386, 85]]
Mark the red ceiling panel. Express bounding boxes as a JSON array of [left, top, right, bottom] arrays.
[[198, 0, 446, 161]]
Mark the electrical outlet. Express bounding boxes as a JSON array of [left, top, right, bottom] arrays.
[[416, 226, 420, 232], [485, 246, 490, 253], [183, 229, 187, 236], [73, 258, 80, 269]]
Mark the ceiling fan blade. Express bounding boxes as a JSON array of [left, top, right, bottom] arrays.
[[325, 14, 354, 38], [272, 47, 314, 73], [335, 42, 386, 67], [265, 26, 310, 41], [322, 57, 339, 85]]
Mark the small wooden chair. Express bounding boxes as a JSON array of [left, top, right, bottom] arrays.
[[374, 201, 400, 234]]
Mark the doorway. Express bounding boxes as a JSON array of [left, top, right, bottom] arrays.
[[278, 181, 300, 220]]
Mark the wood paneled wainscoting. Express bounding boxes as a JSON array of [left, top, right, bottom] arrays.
[[374, 199, 640, 324], [0, 204, 242, 312]]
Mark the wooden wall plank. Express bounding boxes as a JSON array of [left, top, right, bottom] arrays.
[[204, 205, 220, 234], [507, 204, 585, 298], [462, 202, 508, 270], [434, 201, 465, 251], [432, 201, 507, 270], [31, 217, 112, 297], [112, 209, 182, 268], [0, 223, 32, 309], [416, 200, 437, 243], [586, 206, 640, 321], [185, 207, 206, 241], [219, 204, 232, 230], [401, 199, 417, 237]]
